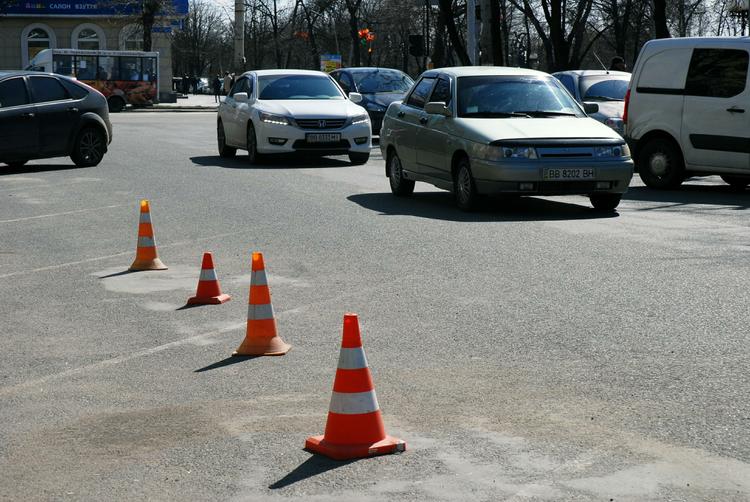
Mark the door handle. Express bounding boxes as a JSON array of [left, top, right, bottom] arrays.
[[67, 107, 79, 113], [419, 117, 428, 125], [22, 112, 35, 119], [726, 107, 745, 113], [397, 111, 405, 118]]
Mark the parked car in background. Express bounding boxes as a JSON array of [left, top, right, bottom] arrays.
[[0, 71, 112, 168], [625, 37, 750, 190], [197, 77, 211, 94], [380, 67, 633, 211], [330, 67, 413, 134], [553, 70, 630, 135], [216, 69, 371, 165]]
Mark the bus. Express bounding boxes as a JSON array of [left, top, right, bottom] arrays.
[[26, 48, 159, 112]]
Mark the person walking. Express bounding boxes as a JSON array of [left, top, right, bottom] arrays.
[[223, 72, 232, 95], [212, 74, 222, 103]]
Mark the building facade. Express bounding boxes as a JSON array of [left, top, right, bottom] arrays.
[[0, 1, 188, 101]]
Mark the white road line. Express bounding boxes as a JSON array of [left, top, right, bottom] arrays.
[[0, 204, 125, 224], [0, 322, 246, 397]]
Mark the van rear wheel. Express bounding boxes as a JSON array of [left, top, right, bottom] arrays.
[[638, 138, 684, 189], [108, 96, 125, 113]]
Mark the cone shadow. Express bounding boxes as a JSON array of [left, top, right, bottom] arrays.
[[176, 303, 204, 311], [98, 269, 139, 279], [193, 355, 259, 373], [269, 455, 357, 489]]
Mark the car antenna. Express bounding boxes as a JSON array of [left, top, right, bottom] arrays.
[[593, 53, 609, 74]]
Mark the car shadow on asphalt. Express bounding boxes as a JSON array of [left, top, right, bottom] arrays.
[[348, 192, 618, 222], [269, 455, 357, 489], [189, 155, 352, 170], [623, 184, 749, 210], [0, 163, 90, 175], [193, 355, 260, 373]]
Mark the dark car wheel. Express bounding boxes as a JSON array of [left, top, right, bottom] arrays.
[[246, 122, 261, 164], [388, 151, 414, 196], [108, 96, 125, 113], [638, 138, 684, 189], [454, 157, 478, 211], [720, 175, 750, 191], [217, 120, 236, 158], [589, 193, 622, 212], [71, 126, 106, 167], [349, 152, 370, 165], [6, 160, 28, 168]]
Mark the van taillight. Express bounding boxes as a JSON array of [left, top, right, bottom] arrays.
[[623, 88, 631, 124]]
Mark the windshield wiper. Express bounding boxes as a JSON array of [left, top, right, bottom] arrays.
[[513, 110, 578, 117], [462, 111, 531, 118]]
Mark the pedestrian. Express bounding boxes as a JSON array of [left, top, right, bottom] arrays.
[[212, 74, 222, 103], [182, 74, 189, 95], [609, 56, 627, 72], [223, 71, 232, 95]]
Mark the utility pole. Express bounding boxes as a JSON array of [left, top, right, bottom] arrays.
[[234, 0, 246, 72], [467, 0, 476, 64]]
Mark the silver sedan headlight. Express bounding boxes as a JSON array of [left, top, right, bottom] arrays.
[[593, 144, 630, 158], [259, 112, 290, 126], [481, 145, 538, 162]]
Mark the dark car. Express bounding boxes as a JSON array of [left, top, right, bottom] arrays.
[[330, 67, 413, 134], [0, 71, 112, 169]]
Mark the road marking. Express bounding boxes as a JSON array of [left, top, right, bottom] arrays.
[[0, 204, 125, 224], [0, 322, 246, 397]]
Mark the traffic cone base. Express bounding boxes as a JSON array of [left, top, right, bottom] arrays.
[[305, 434, 405, 461], [129, 257, 168, 271], [188, 292, 231, 305]]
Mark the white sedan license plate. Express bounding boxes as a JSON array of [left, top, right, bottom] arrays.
[[306, 133, 341, 143], [543, 168, 596, 180]]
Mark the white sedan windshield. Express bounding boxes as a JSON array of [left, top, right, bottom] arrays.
[[258, 75, 344, 100], [457, 76, 583, 118]]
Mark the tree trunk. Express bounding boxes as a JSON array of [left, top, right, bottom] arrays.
[[438, 0, 471, 65], [654, 0, 671, 38], [488, 0, 503, 65]]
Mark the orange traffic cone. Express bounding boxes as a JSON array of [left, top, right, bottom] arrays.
[[187, 252, 231, 305], [305, 313, 405, 460], [129, 199, 167, 271], [233, 252, 291, 356]]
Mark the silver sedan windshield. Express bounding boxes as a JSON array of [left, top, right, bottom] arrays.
[[457, 76, 583, 118]]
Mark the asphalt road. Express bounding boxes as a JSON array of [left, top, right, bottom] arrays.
[[1, 112, 749, 501]]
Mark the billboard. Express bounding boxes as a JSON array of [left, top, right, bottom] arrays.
[[1, 1, 189, 16], [320, 54, 342, 73]]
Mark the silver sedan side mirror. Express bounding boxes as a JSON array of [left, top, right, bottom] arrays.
[[424, 101, 452, 117]]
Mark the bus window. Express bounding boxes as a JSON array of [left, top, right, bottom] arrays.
[[120, 57, 141, 81], [98, 56, 118, 80], [75, 55, 97, 81], [142, 57, 157, 82], [53, 55, 73, 76]]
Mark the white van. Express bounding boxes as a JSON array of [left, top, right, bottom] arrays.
[[625, 37, 750, 189]]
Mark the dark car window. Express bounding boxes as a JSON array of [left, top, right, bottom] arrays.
[[29, 76, 70, 103], [338, 72, 354, 93], [685, 48, 749, 98], [60, 79, 89, 100], [406, 77, 435, 109], [228, 77, 249, 97], [429, 77, 451, 105], [556, 74, 576, 97], [0, 77, 30, 108], [352, 70, 413, 94], [581, 77, 628, 100]]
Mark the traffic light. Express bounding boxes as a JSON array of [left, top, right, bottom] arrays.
[[408, 34, 424, 57]]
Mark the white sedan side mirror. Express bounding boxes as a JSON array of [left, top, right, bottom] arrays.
[[234, 92, 249, 103], [349, 92, 363, 104]]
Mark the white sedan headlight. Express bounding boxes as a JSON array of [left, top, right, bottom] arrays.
[[351, 114, 370, 125], [593, 144, 630, 158], [259, 112, 290, 126]]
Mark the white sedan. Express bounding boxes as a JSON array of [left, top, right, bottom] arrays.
[[216, 69, 372, 164]]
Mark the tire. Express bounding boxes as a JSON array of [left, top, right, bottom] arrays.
[[638, 138, 684, 189], [246, 122, 261, 164], [454, 157, 478, 211], [6, 160, 28, 168], [349, 152, 370, 165], [107, 96, 125, 113], [589, 193, 622, 212], [217, 120, 236, 158], [720, 175, 750, 191], [388, 151, 415, 196], [70, 126, 106, 167]]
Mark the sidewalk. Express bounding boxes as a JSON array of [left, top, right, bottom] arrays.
[[129, 93, 221, 112]]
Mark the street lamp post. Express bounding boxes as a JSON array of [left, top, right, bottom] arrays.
[[234, 0, 246, 71]]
